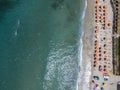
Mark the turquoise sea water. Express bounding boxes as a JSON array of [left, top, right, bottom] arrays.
[[0, 0, 85, 90]]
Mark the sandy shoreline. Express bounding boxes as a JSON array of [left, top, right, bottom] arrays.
[[78, 0, 94, 90], [80, 0, 120, 90]]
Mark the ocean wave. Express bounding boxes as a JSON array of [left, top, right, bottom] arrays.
[[43, 43, 78, 90], [76, 0, 91, 90]]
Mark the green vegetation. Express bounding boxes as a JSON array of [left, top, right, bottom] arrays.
[[115, 37, 120, 55], [111, 0, 120, 75], [114, 37, 120, 75]]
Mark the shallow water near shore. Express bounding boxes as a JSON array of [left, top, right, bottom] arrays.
[[0, 0, 86, 90]]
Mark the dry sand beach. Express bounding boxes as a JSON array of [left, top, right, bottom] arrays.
[[91, 0, 120, 90], [79, 0, 120, 90]]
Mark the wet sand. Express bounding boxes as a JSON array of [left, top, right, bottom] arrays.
[[78, 0, 94, 90]]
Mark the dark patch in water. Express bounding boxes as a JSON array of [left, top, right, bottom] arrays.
[[0, 0, 20, 22], [51, 0, 64, 10], [67, 11, 77, 22], [51, 2, 59, 10], [65, 0, 80, 23]]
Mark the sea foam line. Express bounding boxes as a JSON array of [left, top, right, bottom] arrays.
[[76, 0, 88, 90]]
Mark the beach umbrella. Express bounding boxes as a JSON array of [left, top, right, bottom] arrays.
[[95, 5, 98, 9], [104, 51, 107, 54], [95, 50, 97, 53], [95, 53, 98, 56], [95, 20, 99, 23], [95, 40, 98, 42], [94, 57, 98, 61], [103, 13, 105, 16], [101, 87, 104, 90], [102, 83, 106, 87], [104, 58, 106, 60], [99, 58, 102, 61], [108, 70, 113, 75], [93, 64, 97, 68], [104, 65, 107, 68], [104, 19, 107, 23], [103, 69, 106, 72], [95, 46, 99, 50], [99, 9, 101, 12], [104, 77, 108, 81], [99, 6, 101, 9], [92, 80, 95, 84], [95, 30, 99, 33], [116, 0, 118, 3], [103, 5, 107, 9], [103, 10, 105, 13], [95, 16, 99, 19], [93, 64, 97, 67], [99, 50, 101, 53], [103, 17, 105, 19], [108, 23, 112, 27], [95, 50, 98, 53], [104, 37, 108, 41], [99, 49, 102, 52], [95, 43, 99, 46], [103, 44, 106, 47], [98, 65, 102, 71], [95, 1, 98, 4], [116, 8, 118, 11], [94, 56, 98, 61], [94, 57, 96, 60], [94, 61, 97, 65], [99, 54, 102, 56], [95, 26, 99, 29], [93, 76, 99, 80]]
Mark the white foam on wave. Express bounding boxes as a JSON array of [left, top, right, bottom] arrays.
[[76, 0, 90, 90], [43, 43, 78, 90], [14, 19, 20, 36]]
